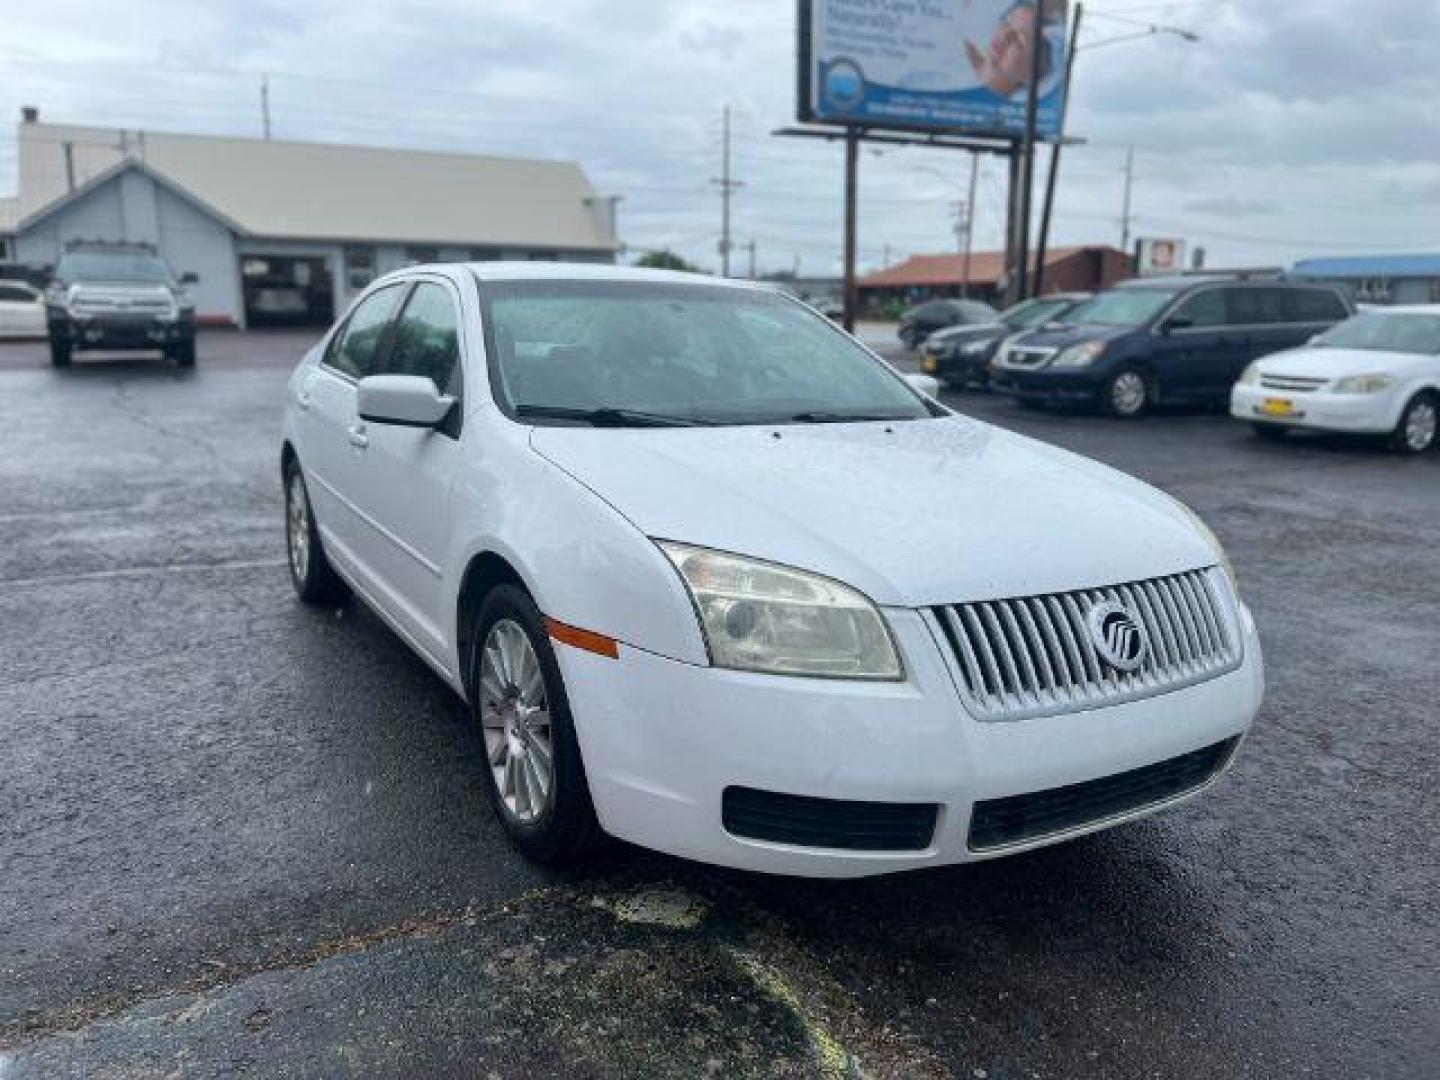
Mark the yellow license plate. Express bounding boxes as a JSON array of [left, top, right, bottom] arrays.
[[1260, 397, 1296, 417], [920, 354, 937, 373]]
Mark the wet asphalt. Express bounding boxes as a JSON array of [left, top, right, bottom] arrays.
[[0, 331, 1435, 1078]]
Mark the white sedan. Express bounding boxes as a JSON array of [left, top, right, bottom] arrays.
[[1232, 305, 1440, 453], [280, 263, 1262, 877], [0, 280, 46, 338]]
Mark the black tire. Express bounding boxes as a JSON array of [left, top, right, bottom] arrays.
[[1103, 367, 1150, 419], [283, 462, 350, 605], [467, 584, 602, 865], [49, 340, 71, 368], [169, 338, 196, 368], [1389, 391, 1437, 454], [1251, 423, 1289, 442]]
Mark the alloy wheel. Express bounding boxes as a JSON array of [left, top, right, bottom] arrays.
[[286, 472, 310, 582], [479, 619, 554, 824], [1404, 398, 1437, 452], [1111, 372, 1147, 416]]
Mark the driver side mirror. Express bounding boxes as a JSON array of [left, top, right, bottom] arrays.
[[357, 375, 456, 428]]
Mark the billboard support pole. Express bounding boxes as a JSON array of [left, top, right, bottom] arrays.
[[1035, 1, 1083, 299], [1016, 0, 1048, 301], [1004, 144, 1021, 306], [843, 126, 859, 333]]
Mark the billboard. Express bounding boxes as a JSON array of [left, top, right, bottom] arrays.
[[798, 0, 1069, 140], [1136, 237, 1187, 276]]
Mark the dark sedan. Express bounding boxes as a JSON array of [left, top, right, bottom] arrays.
[[918, 293, 1091, 388], [897, 298, 997, 351]]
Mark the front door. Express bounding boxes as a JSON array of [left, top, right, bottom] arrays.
[[1151, 287, 1230, 400], [343, 278, 467, 660]]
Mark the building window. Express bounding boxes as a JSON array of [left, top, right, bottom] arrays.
[[345, 246, 375, 291], [404, 246, 439, 266], [469, 248, 503, 261], [527, 251, 559, 262]]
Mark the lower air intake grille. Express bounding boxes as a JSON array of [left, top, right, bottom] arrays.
[[967, 737, 1238, 851], [723, 787, 938, 851]]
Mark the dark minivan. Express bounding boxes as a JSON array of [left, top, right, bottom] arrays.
[[990, 276, 1353, 417]]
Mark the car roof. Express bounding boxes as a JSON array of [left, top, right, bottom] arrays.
[[458, 261, 760, 289]]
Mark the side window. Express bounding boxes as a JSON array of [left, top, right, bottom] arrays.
[[1228, 287, 1286, 326], [383, 282, 462, 393], [323, 285, 404, 379], [1173, 289, 1227, 328], [1289, 289, 1348, 323]]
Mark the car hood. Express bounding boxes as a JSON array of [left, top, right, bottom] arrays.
[[1013, 323, 1136, 350], [1258, 346, 1437, 378], [530, 417, 1216, 607]]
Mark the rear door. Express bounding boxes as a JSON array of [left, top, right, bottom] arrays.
[[1286, 287, 1350, 343], [294, 282, 408, 580], [1227, 286, 1293, 377], [343, 277, 467, 658]]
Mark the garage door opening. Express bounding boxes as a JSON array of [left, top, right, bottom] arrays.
[[241, 255, 334, 327]]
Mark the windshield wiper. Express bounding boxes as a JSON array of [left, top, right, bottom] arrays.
[[785, 411, 914, 424], [514, 404, 717, 428]]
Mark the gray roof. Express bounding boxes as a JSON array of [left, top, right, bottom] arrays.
[[14, 121, 616, 251]]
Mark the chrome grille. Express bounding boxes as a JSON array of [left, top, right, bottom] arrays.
[[1003, 346, 1055, 368], [933, 569, 1241, 722], [1259, 374, 1328, 393]]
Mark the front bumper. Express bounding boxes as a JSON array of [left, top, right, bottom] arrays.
[[1231, 384, 1399, 434], [991, 367, 1103, 402], [558, 605, 1263, 877], [49, 312, 194, 350], [922, 347, 996, 382]]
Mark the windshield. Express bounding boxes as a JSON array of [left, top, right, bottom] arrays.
[[1001, 297, 1075, 328], [482, 281, 934, 426], [57, 251, 173, 284], [1315, 312, 1440, 354], [1064, 288, 1181, 328]]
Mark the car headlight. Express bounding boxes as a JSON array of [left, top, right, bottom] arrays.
[[1237, 362, 1261, 386], [1049, 341, 1107, 369], [1330, 373, 1393, 394], [657, 541, 903, 680], [1170, 499, 1238, 595]]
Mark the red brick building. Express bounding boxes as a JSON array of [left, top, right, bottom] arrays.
[[858, 245, 1132, 310]]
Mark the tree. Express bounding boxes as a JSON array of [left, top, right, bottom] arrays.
[[634, 250, 700, 273]]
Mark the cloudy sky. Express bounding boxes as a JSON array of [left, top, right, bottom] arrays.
[[3, 0, 1437, 276]]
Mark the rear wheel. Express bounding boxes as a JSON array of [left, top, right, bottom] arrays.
[[49, 340, 71, 368], [1390, 391, 1437, 454], [1104, 368, 1150, 418], [169, 338, 196, 368], [469, 584, 601, 865], [284, 463, 349, 604]]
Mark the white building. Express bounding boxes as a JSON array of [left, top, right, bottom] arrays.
[[1, 108, 619, 326]]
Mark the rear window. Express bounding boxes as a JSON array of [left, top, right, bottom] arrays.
[[1289, 289, 1348, 323], [1228, 288, 1287, 325]]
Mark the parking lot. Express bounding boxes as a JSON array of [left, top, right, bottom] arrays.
[[1, 329, 1436, 1077]]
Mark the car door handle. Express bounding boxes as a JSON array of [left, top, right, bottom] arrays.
[[347, 424, 369, 449]]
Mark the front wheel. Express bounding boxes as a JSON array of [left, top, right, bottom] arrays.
[[1390, 392, 1437, 454], [49, 340, 71, 367], [1103, 368, 1150, 418], [168, 338, 196, 368], [469, 585, 601, 865]]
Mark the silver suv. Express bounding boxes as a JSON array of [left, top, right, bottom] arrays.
[[46, 241, 197, 368]]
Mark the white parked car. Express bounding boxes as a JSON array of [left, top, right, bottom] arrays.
[[0, 280, 46, 338], [281, 264, 1262, 877], [1232, 305, 1440, 453]]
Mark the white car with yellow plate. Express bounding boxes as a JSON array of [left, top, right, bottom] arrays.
[[1232, 306, 1440, 453]]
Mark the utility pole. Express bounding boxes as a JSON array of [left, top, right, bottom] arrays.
[[962, 151, 979, 297], [1119, 146, 1135, 253], [1015, 0, 1047, 301], [261, 75, 272, 140], [842, 128, 860, 332], [1034, 1, 1083, 298], [711, 106, 743, 277]]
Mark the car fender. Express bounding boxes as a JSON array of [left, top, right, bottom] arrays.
[[441, 412, 709, 679]]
